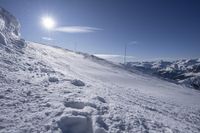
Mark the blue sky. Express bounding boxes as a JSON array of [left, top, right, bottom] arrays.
[[1, 0, 200, 61]]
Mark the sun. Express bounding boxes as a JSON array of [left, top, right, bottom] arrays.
[[42, 16, 55, 30]]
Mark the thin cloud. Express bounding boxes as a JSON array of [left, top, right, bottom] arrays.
[[95, 54, 123, 58], [42, 37, 54, 41], [95, 54, 135, 59], [95, 54, 136, 63], [53, 26, 102, 33], [128, 41, 137, 44]]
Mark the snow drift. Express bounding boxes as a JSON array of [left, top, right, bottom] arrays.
[[0, 7, 26, 50]]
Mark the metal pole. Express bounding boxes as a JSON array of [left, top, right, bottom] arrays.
[[124, 41, 136, 64], [124, 43, 127, 64], [74, 42, 77, 52], [47, 29, 50, 44]]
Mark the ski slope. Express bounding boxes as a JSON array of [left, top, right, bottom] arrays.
[[0, 42, 200, 133], [0, 7, 200, 133]]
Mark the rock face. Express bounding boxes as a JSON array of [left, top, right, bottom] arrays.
[[0, 7, 26, 48]]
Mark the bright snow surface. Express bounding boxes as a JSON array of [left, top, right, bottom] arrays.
[[0, 42, 200, 133]]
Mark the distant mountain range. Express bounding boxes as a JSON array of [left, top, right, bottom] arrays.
[[125, 59, 200, 90]]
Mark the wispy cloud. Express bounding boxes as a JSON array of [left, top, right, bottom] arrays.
[[95, 54, 123, 58], [95, 54, 136, 63], [53, 26, 102, 33], [128, 41, 137, 44], [42, 37, 54, 41]]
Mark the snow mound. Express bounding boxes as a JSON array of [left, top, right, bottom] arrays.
[[0, 7, 26, 49], [48, 77, 59, 83], [71, 79, 85, 86]]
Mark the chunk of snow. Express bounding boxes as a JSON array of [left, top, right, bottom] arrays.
[[57, 115, 93, 133], [71, 79, 85, 86], [0, 32, 6, 45], [0, 18, 5, 30], [48, 77, 59, 83]]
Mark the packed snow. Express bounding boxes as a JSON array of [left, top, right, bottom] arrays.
[[0, 7, 200, 133]]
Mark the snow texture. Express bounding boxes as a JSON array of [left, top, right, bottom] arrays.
[[0, 7, 200, 133]]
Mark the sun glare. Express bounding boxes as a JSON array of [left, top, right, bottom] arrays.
[[42, 16, 55, 30]]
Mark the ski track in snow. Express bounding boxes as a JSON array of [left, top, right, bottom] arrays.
[[0, 42, 200, 133]]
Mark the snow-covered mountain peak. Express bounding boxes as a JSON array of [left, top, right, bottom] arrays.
[[126, 58, 200, 90], [0, 7, 25, 49]]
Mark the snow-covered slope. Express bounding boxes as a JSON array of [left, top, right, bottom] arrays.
[[125, 59, 200, 90], [1, 8, 200, 133]]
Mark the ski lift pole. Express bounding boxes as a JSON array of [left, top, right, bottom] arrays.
[[124, 41, 137, 64], [124, 43, 127, 64]]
